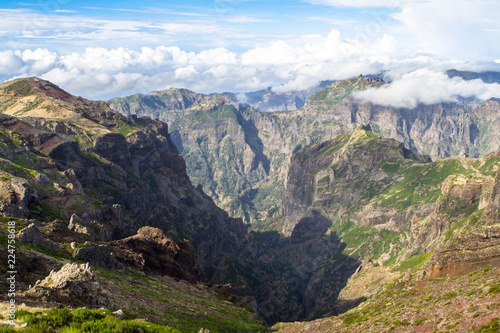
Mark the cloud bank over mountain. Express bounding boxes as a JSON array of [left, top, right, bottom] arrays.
[[2, 30, 500, 102], [353, 69, 500, 108], [1, 0, 500, 103], [0, 30, 398, 98]]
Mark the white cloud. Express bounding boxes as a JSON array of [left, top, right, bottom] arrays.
[[1, 27, 500, 101], [353, 68, 500, 108], [393, 0, 500, 60], [304, 0, 500, 61], [0, 29, 401, 98]]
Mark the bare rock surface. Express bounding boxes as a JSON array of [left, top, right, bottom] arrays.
[[28, 263, 110, 307], [0, 175, 38, 219], [18, 223, 60, 251], [74, 243, 124, 270]]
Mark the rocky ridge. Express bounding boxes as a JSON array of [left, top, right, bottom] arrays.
[[0, 78, 358, 325], [1, 77, 500, 330], [108, 75, 500, 226]]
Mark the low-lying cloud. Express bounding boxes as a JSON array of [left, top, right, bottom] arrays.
[[1, 29, 500, 103], [353, 69, 500, 108]]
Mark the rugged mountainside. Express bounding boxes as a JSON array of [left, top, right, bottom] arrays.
[[269, 126, 500, 322], [108, 81, 333, 118], [447, 69, 500, 83], [236, 81, 334, 112], [0, 78, 247, 275], [108, 75, 500, 225], [0, 78, 362, 326], [1, 77, 500, 332]]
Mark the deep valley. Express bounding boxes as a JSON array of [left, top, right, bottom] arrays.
[[0, 74, 499, 332]]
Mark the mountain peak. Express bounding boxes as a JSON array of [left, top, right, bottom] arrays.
[[1, 77, 76, 101], [307, 76, 385, 106]]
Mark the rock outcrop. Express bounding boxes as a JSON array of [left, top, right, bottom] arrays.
[[110, 226, 198, 283], [0, 175, 38, 219], [74, 244, 124, 270], [28, 263, 110, 307], [18, 223, 60, 251]]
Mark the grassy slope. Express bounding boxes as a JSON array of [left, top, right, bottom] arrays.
[[273, 265, 500, 332]]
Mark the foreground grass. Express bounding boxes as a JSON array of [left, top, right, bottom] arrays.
[[0, 308, 180, 333]]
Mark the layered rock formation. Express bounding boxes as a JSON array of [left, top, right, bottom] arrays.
[[110, 226, 198, 282], [108, 75, 500, 226], [2, 77, 500, 328]]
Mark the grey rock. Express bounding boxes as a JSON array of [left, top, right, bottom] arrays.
[[68, 214, 90, 235], [35, 173, 50, 186], [0, 175, 38, 219], [18, 223, 60, 251], [74, 244, 123, 270], [28, 263, 110, 308]]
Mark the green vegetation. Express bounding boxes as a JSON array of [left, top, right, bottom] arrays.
[[93, 268, 266, 333], [476, 318, 500, 332], [275, 265, 500, 332], [114, 119, 137, 136], [317, 175, 330, 184], [395, 252, 433, 272], [376, 159, 466, 210], [28, 201, 64, 221], [309, 76, 383, 105], [4, 308, 180, 333], [3, 79, 35, 96], [210, 104, 237, 120]]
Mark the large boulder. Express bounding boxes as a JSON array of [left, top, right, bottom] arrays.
[[111, 226, 197, 282]]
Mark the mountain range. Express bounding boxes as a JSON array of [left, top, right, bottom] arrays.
[[108, 72, 500, 226], [0, 73, 499, 332]]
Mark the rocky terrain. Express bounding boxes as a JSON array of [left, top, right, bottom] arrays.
[[0, 78, 264, 330], [273, 265, 500, 332], [108, 75, 500, 226], [0, 78, 366, 326], [1, 76, 500, 332]]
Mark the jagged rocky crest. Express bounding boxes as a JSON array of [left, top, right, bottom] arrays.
[[108, 75, 500, 226], [1, 77, 500, 331]]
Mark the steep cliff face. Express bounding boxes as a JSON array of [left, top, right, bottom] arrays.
[[0, 77, 247, 282], [276, 126, 500, 318], [280, 125, 499, 247], [108, 75, 500, 226]]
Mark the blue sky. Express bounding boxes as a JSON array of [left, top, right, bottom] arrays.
[[1, 0, 500, 103], [1, 0, 401, 52]]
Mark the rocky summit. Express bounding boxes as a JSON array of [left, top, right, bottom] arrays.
[[0, 76, 500, 332]]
